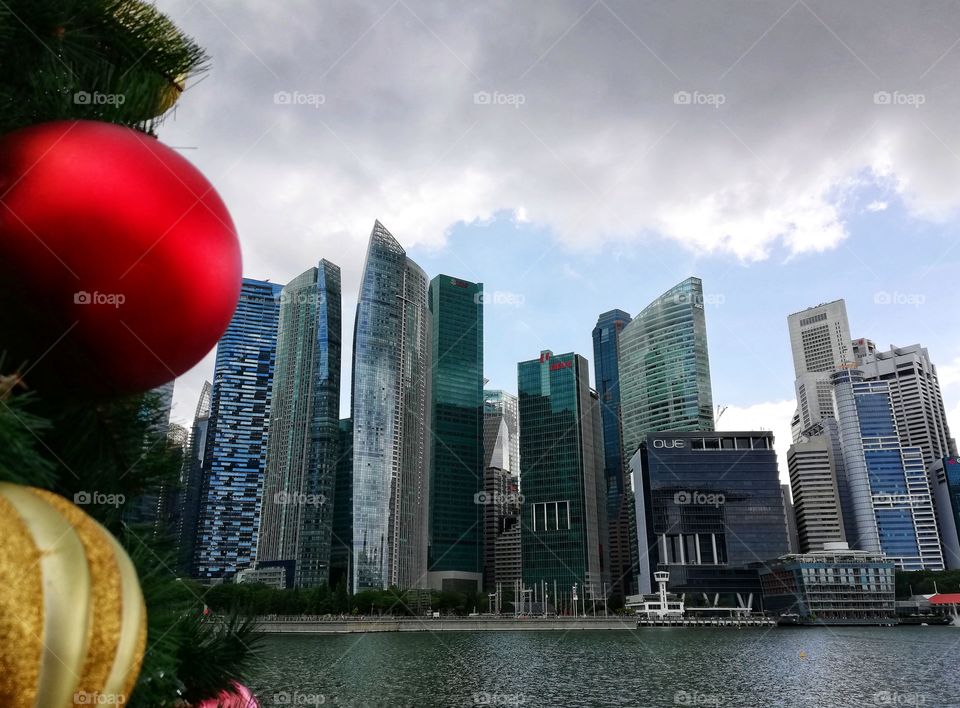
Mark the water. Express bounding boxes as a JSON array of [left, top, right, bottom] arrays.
[[247, 627, 960, 707]]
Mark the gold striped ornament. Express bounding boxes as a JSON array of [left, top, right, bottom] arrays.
[[0, 483, 147, 707]]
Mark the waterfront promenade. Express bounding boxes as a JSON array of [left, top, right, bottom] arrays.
[[254, 615, 639, 634]]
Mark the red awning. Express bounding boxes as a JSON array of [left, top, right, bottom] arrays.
[[928, 593, 960, 605]]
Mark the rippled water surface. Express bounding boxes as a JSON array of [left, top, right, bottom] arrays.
[[247, 627, 960, 707]]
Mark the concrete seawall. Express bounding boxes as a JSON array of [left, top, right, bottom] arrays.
[[255, 617, 638, 634]]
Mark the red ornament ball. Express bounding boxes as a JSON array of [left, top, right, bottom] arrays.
[[0, 120, 241, 396]]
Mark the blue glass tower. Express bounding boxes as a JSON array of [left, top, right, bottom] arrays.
[[592, 309, 636, 598], [194, 278, 282, 581]]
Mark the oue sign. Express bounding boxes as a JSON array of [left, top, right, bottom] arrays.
[[653, 439, 685, 449]]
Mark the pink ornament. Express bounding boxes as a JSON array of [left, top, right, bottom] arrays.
[[193, 681, 259, 708]]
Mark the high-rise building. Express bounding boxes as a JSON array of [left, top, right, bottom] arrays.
[[427, 275, 484, 592], [631, 431, 790, 599], [518, 351, 609, 603], [592, 309, 638, 599], [787, 300, 853, 434], [832, 369, 943, 571], [258, 261, 342, 587], [194, 278, 282, 581], [781, 484, 801, 554], [351, 221, 432, 591], [175, 381, 212, 575], [929, 457, 960, 569], [858, 344, 956, 469], [330, 419, 354, 589], [787, 434, 847, 552], [484, 390, 520, 473], [618, 277, 715, 459], [482, 414, 522, 593], [852, 337, 877, 363]]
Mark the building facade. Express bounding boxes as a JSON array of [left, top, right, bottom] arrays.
[[929, 457, 960, 569], [194, 278, 282, 581], [351, 221, 432, 591], [787, 434, 847, 552], [175, 381, 212, 576], [618, 277, 715, 459], [519, 351, 609, 602], [330, 418, 353, 589], [258, 261, 342, 587], [832, 369, 944, 570], [632, 431, 790, 600], [427, 275, 484, 591], [483, 390, 520, 474], [482, 421, 523, 593], [592, 309, 637, 599]]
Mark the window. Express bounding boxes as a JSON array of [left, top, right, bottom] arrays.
[[532, 501, 570, 531]]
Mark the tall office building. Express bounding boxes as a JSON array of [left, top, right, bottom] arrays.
[[351, 221, 432, 591], [782, 484, 801, 554], [483, 390, 520, 474], [787, 300, 853, 434], [929, 457, 960, 569], [787, 434, 847, 552], [631, 431, 790, 599], [482, 414, 522, 592], [427, 275, 484, 591], [194, 278, 282, 581], [592, 309, 637, 599], [852, 337, 877, 363], [858, 344, 956, 469], [175, 381, 212, 575], [832, 369, 943, 570], [618, 277, 715, 458], [519, 351, 609, 602], [330, 419, 354, 588], [258, 261, 342, 587]]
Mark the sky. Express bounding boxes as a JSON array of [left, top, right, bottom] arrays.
[[158, 1, 960, 479]]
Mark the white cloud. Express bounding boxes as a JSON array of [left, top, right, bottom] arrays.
[[866, 200, 889, 212]]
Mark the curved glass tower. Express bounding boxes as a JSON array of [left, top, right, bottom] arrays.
[[258, 260, 342, 587], [351, 221, 431, 591], [618, 277, 715, 458]]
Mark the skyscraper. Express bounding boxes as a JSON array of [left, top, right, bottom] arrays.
[[787, 433, 847, 552], [483, 390, 520, 474], [194, 278, 282, 581], [351, 221, 432, 591], [482, 413, 522, 593], [258, 261, 342, 588], [519, 351, 609, 604], [330, 419, 354, 588], [175, 381, 212, 576], [929, 457, 960, 569], [592, 308, 637, 599], [618, 277, 715, 459], [427, 275, 484, 591], [832, 369, 943, 570]]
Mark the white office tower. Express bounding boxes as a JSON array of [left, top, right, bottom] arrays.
[[788, 300, 854, 435], [858, 344, 956, 470], [832, 369, 943, 571], [787, 433, 847, 552], [852, 337, 877, 364]]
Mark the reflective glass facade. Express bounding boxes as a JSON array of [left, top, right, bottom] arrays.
[[592, 309, 637, 598], [351, 221, 431, 591], [519, 351, 609, 600], [832, 369, 944, 570], [634, 432, 790, 597], [258, 261, 342, 587], [428, 276, 484, 579], [330, 419, 354, 587], [618, 277, 715, 458], [194, 279, 282, 580]]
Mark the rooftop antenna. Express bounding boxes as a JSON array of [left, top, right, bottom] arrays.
[[716, 405, 728, 423]]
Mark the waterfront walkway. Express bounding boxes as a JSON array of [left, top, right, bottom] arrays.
[[254, 616, 638, 633]]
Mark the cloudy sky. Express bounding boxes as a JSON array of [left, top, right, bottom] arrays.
[[158, 0, 960, 477]]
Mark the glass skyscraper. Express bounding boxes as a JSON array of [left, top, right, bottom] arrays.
[[483, 390, 520, 474], [351, 221, 432, 591], [592, 309, 637, 599], [258, 261, 342, 587], [832, 369, 944, 571], [175, 380, 212, 576], [194, 278, 282, 581], [618, 277, 715, 458], [330, 418, 354, 588], [518, 351, 609, 603], [427, 275, 484, 591]]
